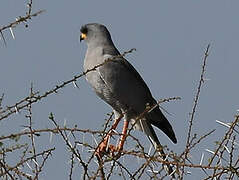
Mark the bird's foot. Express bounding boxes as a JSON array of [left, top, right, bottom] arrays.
[[95, 141, 122, 159], [108, 144, 122, 159], [95, 138, 109, 159]]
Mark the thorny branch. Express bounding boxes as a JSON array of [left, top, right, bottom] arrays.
[[0, 148, 55, 177], [0, 0, 44, 45], [0, 10, 44, 45], [181, 44, 211, 179]]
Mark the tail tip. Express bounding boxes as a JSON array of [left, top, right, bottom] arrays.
[[170, 134, 177, 144]]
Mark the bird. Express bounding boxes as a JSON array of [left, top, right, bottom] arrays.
[[80, 23, 177, 164]]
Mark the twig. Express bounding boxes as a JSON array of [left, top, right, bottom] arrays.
[[181, 44, 210, 179], [0, 148, 55, 177]]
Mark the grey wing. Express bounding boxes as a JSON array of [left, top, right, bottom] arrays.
[[98, 55, 155, 114]]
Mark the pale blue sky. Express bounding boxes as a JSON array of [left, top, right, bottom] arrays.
[[1, 1, 239, 179]]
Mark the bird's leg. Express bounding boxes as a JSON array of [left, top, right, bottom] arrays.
[[95, 114, 123, 158], [116, 120, 129, 151], [108, 120, 129, 156]]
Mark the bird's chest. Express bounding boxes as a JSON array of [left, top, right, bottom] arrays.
[[84, 61, 115, 108], [85, 71, 105, 92], [86, 71, 121, 110], [83, 48, 125, 112], [83, 47, 107, 94], [83, 47, 104, 71]]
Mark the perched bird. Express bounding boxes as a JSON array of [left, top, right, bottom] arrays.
[[80, 23, 177, 159]]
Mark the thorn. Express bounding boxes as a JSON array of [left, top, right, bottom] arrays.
[[21, 127, 29, 132], [0, 30, 7, 46], [148, 144, 152, 155], [26, 162, 33, 170], [66, 131, 71, 139], [63, 118, 67, 127], [49, 132, 53, 143], [216, 120, 231, 128], [32, 159, 39, 167], [92, 134, 98, 145], [200, 153, 204, 165], [203, 78, 211, 81], [15, 106, 19, 114], [205, 149, 215, 155], [223, 145, 230, 154], [93, 159, 99, 166], [67, 139, 73, 148], [163, 154, 169, 161], [9, 27, 15, 39], [169, 169, 177, 177], [111, 129, 118, 134], [73, 81, 80, 89]]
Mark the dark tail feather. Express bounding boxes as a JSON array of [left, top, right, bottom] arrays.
[[158, 120, 177, 144], [149, 109, 177, 144]]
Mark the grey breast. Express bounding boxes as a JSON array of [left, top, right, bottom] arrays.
[[83, 46, 125, 114]]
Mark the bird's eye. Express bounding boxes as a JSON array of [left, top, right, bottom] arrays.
[[80, 26, 88, 34]]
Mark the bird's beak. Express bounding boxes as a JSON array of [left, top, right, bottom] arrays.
[[80, 33, 87, 42]]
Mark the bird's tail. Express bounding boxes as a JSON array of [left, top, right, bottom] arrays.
[[135, 119, 175, 178], [148, 108, 177, 144]]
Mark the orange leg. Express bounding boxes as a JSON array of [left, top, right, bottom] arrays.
[[107, 120, 129, 155], [95, 114, 123, 158], [116, 120, 129, 151]]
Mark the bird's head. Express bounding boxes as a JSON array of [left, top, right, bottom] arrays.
[[80, 23, 113, 47]]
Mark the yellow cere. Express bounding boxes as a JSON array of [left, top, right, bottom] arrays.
[[81, 33, 87, 39]]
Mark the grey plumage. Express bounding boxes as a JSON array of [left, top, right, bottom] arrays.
[[80, 23, 177, 148]]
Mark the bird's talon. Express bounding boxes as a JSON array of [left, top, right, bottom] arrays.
[[95, 143, 123, 159], [95, 138, 109, 158], [108, 144, 123, 158]]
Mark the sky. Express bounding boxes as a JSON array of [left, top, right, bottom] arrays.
[[0, 0, 239, 179]]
